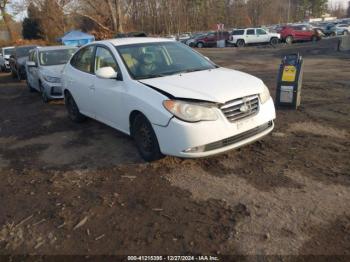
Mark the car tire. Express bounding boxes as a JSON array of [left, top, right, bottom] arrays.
[[270, 37, 279, 45], [39, 83, 49, 103], [65, 92, 86, 123], [285, 36, 293, 44], [17, 69, 22, 81], [331, 32, 336, 37], [197, 42, 204, 48], [311, 35, 318, 42], [11, 69, 16, 79], [131, 114, 164, 162], [236, 39, 245, 47], [27, 81, 35, 93]]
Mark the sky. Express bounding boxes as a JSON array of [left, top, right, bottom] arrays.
[[329, 0, 349, 8]]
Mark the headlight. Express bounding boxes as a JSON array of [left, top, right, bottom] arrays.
[[43, 75, 61, 83], [163, 100, 218, 122], [259, 84, 271, 104]]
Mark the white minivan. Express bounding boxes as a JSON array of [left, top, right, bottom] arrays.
[[62, 38, 276, 161], [26, 46, 77, 102]]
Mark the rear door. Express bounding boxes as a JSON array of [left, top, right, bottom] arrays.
[[245, 29, 256, 43], [66, 45, 96, 117], [205, 33, 216, 46]]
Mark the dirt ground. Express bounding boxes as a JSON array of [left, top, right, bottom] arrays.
[[0, 39, 349, 257]]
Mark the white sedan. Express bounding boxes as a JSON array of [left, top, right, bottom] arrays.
[[26, 46, 77, 102], [62, 38, 276, 161]]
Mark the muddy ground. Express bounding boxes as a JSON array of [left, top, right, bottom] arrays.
[[0, 39, 349, 258]]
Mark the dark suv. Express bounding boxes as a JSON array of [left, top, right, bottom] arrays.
[[9, 45, 37, 80], [190, 31, 230, 48]]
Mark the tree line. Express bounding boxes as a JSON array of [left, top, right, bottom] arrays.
[[0, 0, 349, 42]]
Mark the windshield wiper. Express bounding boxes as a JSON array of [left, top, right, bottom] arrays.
[[176, 68, 209, 74], [138, 73, 168, 80]]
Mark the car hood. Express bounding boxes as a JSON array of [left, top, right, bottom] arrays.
[[41, 64, 66, 77], [139, 67, 265, 104]]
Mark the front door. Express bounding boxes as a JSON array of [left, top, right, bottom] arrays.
[[92, 46, 126, 131], [256, 29, 270, 43]]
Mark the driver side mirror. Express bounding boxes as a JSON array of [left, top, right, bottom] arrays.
[[26, 61, 37, 67], [96, 66, 118, 79], [204, 56, 211, 61]]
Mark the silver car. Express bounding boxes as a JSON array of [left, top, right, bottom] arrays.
[[26, 46, 77, 103]]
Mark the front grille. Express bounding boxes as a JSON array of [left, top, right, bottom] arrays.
[[204, 121, 273, 152], [221, 95, 259, 122]]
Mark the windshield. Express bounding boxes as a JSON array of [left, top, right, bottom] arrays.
[[16, 46, 36, 57], [116, 42, 217, 80], [39, 49, 77, 66], [4, 48, 14, 56]]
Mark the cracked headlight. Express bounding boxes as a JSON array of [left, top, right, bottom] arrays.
[[163, 100, 218, 122]]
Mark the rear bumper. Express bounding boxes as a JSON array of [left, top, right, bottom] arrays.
[[153, 97, 276, 158]]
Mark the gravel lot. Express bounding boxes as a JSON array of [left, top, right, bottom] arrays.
[[0, 39, 349, 256]]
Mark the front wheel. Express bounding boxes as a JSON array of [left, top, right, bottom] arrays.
[[236, 39, 245, 47], [40, 83, 49, 103], [285, 36, 293, 44], [196, 42, 204, 48], [65, 92, 86, 123], [132, 114, 164, 162], [27, 81, 35, 93]]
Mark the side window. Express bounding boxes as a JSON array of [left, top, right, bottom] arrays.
[[257, 29, 267, 35], [232, 30, 244, 35], [94, 47, 118, 73], [71, 46, 94, 73], [247, 29, 255, 35]]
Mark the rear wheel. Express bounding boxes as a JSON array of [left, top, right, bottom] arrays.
[[197, 42, 204, 48], [131, 114, 164, 162], [270, 37, 279, 45], [65, 92, 86, 123], [236, 39, 245, 47], [285, 35, 293, 44]]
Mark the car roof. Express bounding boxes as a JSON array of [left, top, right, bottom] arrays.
[[15, 45, 37, 49], [99, 37, 175, 46], [36, 45, 77, 51], [2, 46, 14, 49]]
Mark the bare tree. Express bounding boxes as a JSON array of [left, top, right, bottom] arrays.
[[0, 0, 14, 40]]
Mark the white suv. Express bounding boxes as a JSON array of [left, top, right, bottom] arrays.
[[62, 38, 276, 161], [229, 28, 280, 47]]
